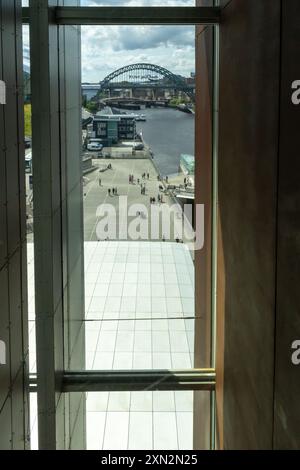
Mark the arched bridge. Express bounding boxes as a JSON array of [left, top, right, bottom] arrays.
[[99, 63, 195, 102]]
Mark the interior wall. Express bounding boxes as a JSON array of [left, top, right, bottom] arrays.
[[216, 0, 281, 449], [0, 0, 29, 450], [273, 0, 300, 450], [194, 0, 214, 450], [215, 0, 300, 449]]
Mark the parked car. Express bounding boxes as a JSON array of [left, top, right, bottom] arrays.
[[25, 152, 32, 173], [87, 140, 103, 151], [24, 136, 31, 148]]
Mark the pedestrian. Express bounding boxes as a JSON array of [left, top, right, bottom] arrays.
[[147, 173, 149, 180], [158, 194, 161, 203], [184, 177, 187, 184], [115, 187, 118, 195], [112, 188, 115, 196], [137, 178, 140, 185], [108, 188, 111, 196], [166, 176, 168, 183], [99, 177, 101, 186]]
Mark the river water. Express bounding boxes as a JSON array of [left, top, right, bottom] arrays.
[[136, 107, 195, 176]]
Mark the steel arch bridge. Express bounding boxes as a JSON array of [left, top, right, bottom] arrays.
[[99, 63, 195, 101]]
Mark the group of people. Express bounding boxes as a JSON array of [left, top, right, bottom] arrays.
[[99, 167, 167, 203], [107, 187, 118, 196], [150, 194, 164, 204], [129, 171, 150, 185], [157, 175, 169, 183]]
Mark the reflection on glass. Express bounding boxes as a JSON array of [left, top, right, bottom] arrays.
[[82, 24, 196, 370], [86, 390, 196, 450], [81, 1, 195, 6], [23, 23, 36, 449]]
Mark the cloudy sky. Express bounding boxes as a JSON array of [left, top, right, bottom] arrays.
[[23, 0, 196, 82]]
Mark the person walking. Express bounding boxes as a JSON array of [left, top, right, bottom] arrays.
[[108, 188, 111, 196], [99, 177, 101, 186]]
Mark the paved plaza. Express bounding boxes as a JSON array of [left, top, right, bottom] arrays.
[[83, 158, 189, 242]]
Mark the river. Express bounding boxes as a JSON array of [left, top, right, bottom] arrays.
[[136, 107, 195, 176]]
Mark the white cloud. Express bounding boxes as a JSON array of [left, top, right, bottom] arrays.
[[81, 25, 195, 82], [22, 3, 196, 82]]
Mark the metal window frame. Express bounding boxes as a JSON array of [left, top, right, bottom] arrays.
[[26, 5, 218, 450], [30, 369, 216, 393], [22, 6, 221, 25]]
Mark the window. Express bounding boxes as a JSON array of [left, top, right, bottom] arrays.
[[25, 2, 219, 450]]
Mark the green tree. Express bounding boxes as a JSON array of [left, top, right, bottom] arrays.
[[85, 100, 98, 114]]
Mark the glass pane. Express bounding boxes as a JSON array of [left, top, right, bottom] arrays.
[[86, 316, 194, 370], [85, 390, 208, 450], [23, 23, 36, 449], [80, 24, 198, 370]]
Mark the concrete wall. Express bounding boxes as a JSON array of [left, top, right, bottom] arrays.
[[216, 0, 281, 449], [213, 0, 300, 449], [273, 0, 300, 450], [194, 0, 215, 450], [0, 0, 29, 450]]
